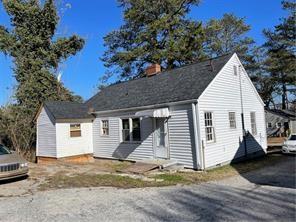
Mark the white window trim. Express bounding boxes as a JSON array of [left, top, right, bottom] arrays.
[[204, 111, 215, 143], [228, 112, 237, 129], [69, 123, 82, 138], [101, 119, 109, 136], [121, 117, 142, 143]]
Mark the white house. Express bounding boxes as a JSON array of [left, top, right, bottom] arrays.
[[36, 53, 267, 169]]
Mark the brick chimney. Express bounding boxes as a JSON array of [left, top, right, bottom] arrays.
[[145, 64, 161, 77]]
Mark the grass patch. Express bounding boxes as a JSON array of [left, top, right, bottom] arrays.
[[38, 154, 285, 190]]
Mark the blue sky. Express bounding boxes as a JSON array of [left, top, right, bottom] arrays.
[[0, 0, 287, 105]]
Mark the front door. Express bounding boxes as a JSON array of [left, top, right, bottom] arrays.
[[154, 118, 169, 159]]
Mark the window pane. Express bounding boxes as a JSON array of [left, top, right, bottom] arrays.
[[122, 129, 130, 141], [70, 124, 81, 131], [132, 118, 141, 141], [70, 130, 81, 137], [122, 119, 129, 130]]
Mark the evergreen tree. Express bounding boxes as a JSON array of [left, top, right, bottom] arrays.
[[102, 0, 204, 81], [263, 0, 296, 109], [204, 13, 254, 64], [0, 0, 85, 112], [0, 0, 85, 158]]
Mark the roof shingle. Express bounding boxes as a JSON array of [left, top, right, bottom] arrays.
[[86, 54, 233, 112]]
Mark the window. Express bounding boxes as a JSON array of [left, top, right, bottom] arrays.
[[121, 118, 141, 142], [267, 122, 272, 128], [276, 122, 282, 128], [101, 120, 109, 136], [122, 119, 130, 142], [132, 118, 141, 141], [233, 65, 238, 76], [228, 112, 236, 129], [205, 112, 215, 142], [250, 112, 257, 135], [70, 124, 81, 137]]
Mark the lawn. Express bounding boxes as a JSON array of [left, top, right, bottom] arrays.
[[38, 153, 285, 190]]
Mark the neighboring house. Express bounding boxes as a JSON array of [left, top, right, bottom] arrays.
[[36, 53, 267, 170], [265, 109, 296, 137]]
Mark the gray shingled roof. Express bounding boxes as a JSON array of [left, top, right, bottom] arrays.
[[86, 54, 233, 112], [44, 101, 94, 120], [266, 109, 296, 120]]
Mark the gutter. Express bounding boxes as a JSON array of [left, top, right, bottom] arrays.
[[191, 101, 204, 170], [92, 99, 198, 115]]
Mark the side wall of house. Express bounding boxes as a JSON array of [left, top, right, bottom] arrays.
[[36, 107, 57, 157], [198, 55, 267, 168], [56, 122, 93, 158], [265, 111, 288, 136], [93, 104, 196, 168], [93, 110, 154, 160]]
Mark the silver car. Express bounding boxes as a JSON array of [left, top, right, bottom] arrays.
[[282, 134, 296, 154], [0, 144, 29, 181]]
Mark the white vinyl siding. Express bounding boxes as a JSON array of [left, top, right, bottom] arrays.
[[36, 108, 57, 157], [56, 122, 93, 158], [93, 111, 153, 160], [93, 104, 197, 168], [198, 54, 267, 168], [168, 104, 196, 168]]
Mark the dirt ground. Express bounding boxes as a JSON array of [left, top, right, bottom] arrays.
[[0, 159, 132, 197], [0, 153, 288, 197], [0, 155, 295, 222]]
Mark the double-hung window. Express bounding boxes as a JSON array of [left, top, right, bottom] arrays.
[[101, 120, 109, 136], [228, 112, 236, 129], [205, 112, 215, 142], [250, 112, 257, 135], [70, 124, 81, 137], [121, 118, 141, 142]]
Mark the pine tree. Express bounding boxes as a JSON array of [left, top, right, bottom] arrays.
[[0, 0, 85, 112], [0, 0, 85, 158], [263, 0, 296, 109], [101, 0, 204, 81], [204, 13, 254, 64]]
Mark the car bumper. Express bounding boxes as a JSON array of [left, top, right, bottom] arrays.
[[282, 147, 296, 154], [0, 167, 29, 181]]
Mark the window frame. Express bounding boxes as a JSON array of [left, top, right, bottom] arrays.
[[228, 112, 236, 129], [204, 112, 215, 143], [121, 117, 141, 143], [70, 123, 82, 138], [267, 122, 272, 128], [101, 120, 109, 136], [250, 112, 257, 135]]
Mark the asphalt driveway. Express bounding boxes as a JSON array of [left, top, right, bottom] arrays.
[[0, 155, 295, 222]]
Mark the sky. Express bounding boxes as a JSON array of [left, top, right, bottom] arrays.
[[0, 0, 287, 105]]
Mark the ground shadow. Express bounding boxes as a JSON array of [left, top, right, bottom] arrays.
[[0, 175, 28, 185], [230, 132, 295, 189], [127, 182, 296, 221]]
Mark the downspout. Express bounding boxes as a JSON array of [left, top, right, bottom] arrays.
[[239, 65, 247, 157], [192, 102, 204, 170]]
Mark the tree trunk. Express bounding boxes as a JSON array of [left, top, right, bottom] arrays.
[[282, 83, 287, 110]]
